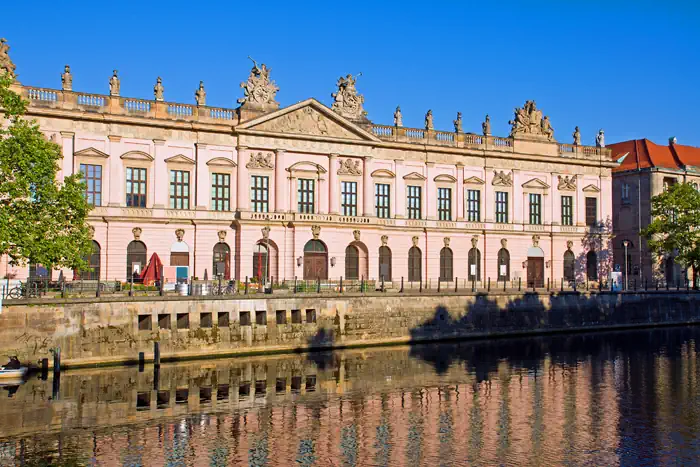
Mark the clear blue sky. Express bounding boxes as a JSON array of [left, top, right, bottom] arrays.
[[4, 0, 700, 146]]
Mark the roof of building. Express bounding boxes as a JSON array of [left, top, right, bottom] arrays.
[[609, 139, 700, 172]]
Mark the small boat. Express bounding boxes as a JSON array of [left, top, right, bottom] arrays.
[[0, 366, 28, 386]]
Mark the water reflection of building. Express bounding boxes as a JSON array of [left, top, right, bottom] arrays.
[[2, 331, 699, 465]]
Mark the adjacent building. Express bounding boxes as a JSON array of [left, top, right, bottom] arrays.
[[0, 40, 616, 286], [608, 138, 700, 286]]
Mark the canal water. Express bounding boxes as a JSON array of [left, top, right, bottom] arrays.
[[0, 326, 699, 466]]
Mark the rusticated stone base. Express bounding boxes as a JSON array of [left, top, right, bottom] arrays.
[[1, 291, 698, 368]]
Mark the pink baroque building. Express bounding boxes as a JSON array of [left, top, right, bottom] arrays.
[[1, 47, 616, 286]]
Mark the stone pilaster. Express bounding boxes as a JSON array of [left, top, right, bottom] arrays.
[[329, 154, 339, 214], [363, 156, 373, 216]]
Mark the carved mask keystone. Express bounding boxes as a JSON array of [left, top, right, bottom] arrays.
[[175, 229, 185, 242], [132, 227, 142, 241]]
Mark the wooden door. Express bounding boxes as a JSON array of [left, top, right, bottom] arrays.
[[304, 253, 327, 280], [527, 257, 544, 288]]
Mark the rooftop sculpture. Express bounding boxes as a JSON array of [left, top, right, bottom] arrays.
[[509, 100, 556, 142], [0, 38, 17, 79], [331, 73, 367, 121], [238, 57, 279, 111]]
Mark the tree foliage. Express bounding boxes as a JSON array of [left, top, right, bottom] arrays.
[[643, 182, 700, 281], [0, 72, 92, 270]]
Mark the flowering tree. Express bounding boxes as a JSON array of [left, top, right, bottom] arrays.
[[0, 73, 92, 270]]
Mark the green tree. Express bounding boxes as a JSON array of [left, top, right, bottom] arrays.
[[643, 182, 700, 286], [0, 72, 92, 272]]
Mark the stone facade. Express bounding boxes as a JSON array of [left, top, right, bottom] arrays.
[[2, 46, 615, 286]]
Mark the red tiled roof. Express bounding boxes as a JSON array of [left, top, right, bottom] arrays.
[[608, 139, 700, 172]]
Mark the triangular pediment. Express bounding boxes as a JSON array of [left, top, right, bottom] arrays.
[[582, 184, 601, 193], [403, 172, 427, 181], [522, 178, 550, 189], [464, 176, 485, 185], [206, 157, 237, 167], [236, 99, 381, 142], [164, 154, 195, 165], [120, 150, 154, 161], [75, 147, 109, 159]]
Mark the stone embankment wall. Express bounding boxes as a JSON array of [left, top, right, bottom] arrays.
[[1, 291, 698, 367]]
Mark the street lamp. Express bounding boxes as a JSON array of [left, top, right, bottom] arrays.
[[622, 240, 630, 291]]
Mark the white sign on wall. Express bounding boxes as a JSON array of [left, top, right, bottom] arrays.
[[499, 265, 507, 276]]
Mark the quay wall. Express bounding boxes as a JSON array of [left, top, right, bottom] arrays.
[[1, 291, 698, 367]]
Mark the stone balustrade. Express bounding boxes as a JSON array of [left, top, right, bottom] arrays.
[[17, 84, 611, 158]]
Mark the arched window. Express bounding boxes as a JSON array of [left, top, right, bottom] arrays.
[[468, 248, 481, 281], [213, 243, 231, 280], [303, 240, 328, 280], [345, 245, 360, 280], [408, 246, 422, 282], [497, 248, 510, 282], [563, 250, 575, 282], [586, 250, 598, 281], [439, 247, 453, 281], [378, 246, 392, 281], [126, 240, 147, 281]]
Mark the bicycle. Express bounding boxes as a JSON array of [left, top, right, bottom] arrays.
[[211, 280, 236, 296], [6, 282, 39, 299]]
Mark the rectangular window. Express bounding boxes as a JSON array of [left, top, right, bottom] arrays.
[[211, 173, 230, 211], [467, 189, 480, 222], [169, 170, 190, 209], [250, 175, 269, 213], [297, 178, 315, 213], [586, 197, 597, 226], [529, 193, 541, 225], [341, 181, 357, 216], [126, 167, 147, 208], [79, 164, 102, 207], [495, 191, 508, 223], [663, 177, 676, 192], [561, 195, 573, 226], [621, 182, 630, 202], [407, 186, 422, 219], [437, 187, 452, 221], [375, 183, 390, 218]]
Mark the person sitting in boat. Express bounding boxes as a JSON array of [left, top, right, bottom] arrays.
[[4, 356, 20, 369]]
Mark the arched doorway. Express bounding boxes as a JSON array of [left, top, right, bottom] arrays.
[[345, 245, 359, 280], [345, 241, 368, 280], [126, 240, 147, 281], [497, 248, 510, 282], [527, 246, 545, 288], [213, 243, 231, 279], [170, 242, 190, 267], [254, 240, 279, 282], [408, 246, 422, 282], [586, 250, 598, 281], [303, 240, 328, 280], [378, 246, 392, 281], [563, 250, 575, 282], [440, 247, 453, 281], [665, 256, 675, 285], [468, 248, 481, 281]]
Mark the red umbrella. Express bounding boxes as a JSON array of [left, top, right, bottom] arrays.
[[140, 253, 163, 286]]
